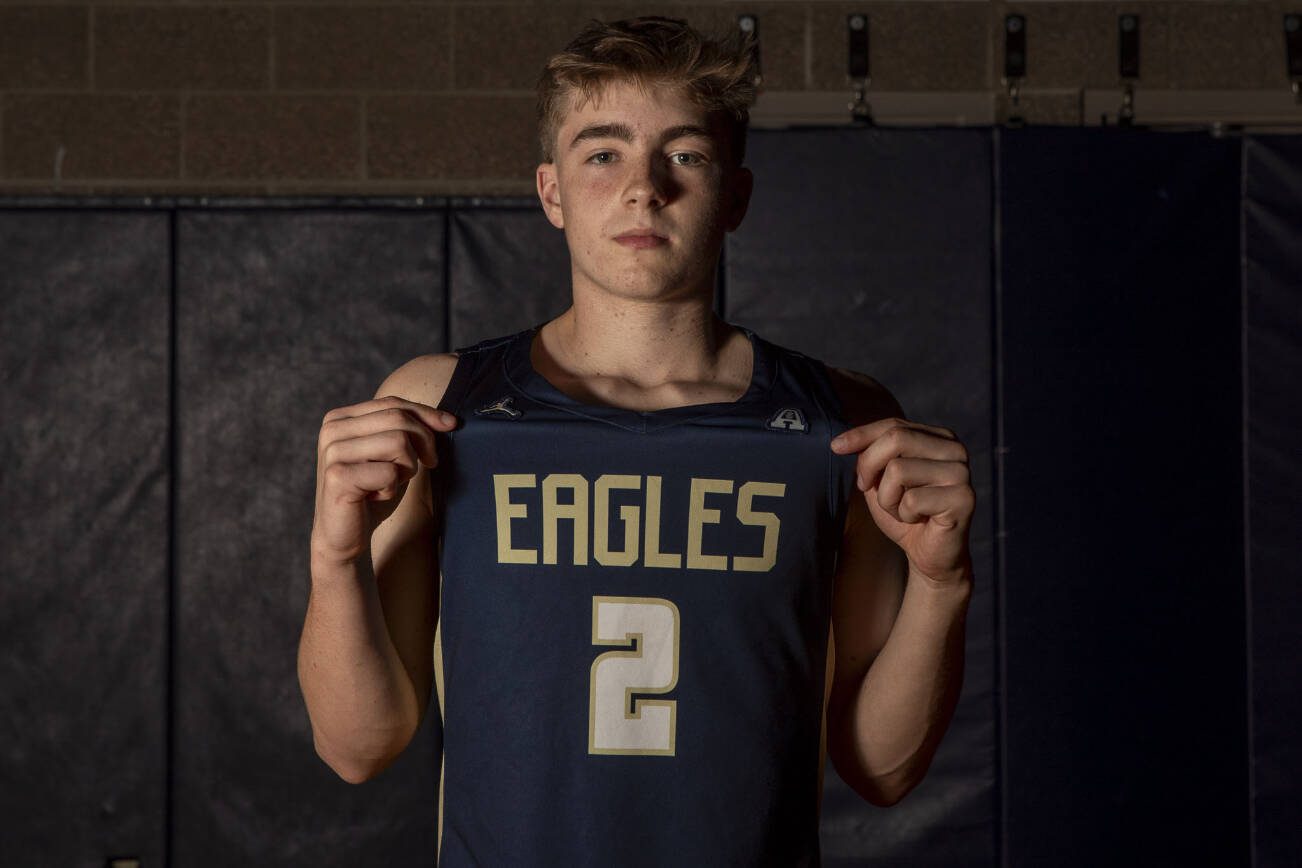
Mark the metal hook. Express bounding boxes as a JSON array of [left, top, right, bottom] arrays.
[[1286, 14, 1302, 103], [848, 81, 874, 125], [1002, 14, 1027, 126], [1118, 83, 1135, 126], [846, 14, 874, 125]]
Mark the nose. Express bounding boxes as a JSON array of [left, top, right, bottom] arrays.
[[623, 153, 670, 207]]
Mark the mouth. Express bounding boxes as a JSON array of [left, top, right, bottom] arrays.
[[614, 232, 668, 249]]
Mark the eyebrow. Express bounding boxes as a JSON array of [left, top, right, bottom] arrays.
[[568, 122, 715, 151]]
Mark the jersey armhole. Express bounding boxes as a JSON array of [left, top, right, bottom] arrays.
[[430, 350, 476, 545], [436, 350, 477, 417], [810, 359, 856, 542]]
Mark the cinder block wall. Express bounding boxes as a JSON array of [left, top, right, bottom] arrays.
[[0, 2, 1291, 196]]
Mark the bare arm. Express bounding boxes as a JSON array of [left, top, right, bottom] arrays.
[[824, 367, 974, 807], [826, 505, 971, 806], [297, 353, 459, 783]]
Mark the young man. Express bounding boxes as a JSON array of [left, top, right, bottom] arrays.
[[300, 16, 973, 866]]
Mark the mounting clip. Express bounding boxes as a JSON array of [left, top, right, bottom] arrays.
[[1286, 14, 1302, 104], [1118, 14, 1140, 126], [847, 14, 874, 124], [738, 14, 763, 89], [1002, 14, 1027, 127]]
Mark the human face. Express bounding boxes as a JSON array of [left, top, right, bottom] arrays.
[[536, 79, 753, 304]]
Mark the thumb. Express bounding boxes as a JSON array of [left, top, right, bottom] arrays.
[[413, 404, 459, 432], [433, 409, 459, 430], [417, 407, 457, 469]]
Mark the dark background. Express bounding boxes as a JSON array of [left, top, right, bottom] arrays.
[[2, 125, 1297, 867]]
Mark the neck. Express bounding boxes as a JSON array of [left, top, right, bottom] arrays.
[[540, 288, 733, 388]]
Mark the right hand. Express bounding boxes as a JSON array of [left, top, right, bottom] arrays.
[[311, 395, 459, 568]]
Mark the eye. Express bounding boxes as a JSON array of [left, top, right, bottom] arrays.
[[586, 151, 706, 166]]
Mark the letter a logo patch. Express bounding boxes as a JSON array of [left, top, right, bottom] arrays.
[[766, 407, 808, 433]]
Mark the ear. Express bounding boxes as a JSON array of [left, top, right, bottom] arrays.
[[724, 166, 754, 233], [536, 161, 564, 230]]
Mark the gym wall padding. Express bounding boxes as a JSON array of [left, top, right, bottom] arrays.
[[999, 128, 1247, 867], [2, 126, 1299, 868], [728, 126, 996, 868], [1243, 134, 1302, 868], [448, 205, 571, 348], [173, 210, 447, 866], [0, 210, 170, 866]]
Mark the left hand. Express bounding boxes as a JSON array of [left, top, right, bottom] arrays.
[[830, 417, 975, 586]]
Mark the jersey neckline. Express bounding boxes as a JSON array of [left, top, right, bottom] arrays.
[[500, 320, 776, 431]]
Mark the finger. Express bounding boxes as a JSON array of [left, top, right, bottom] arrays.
[[324, 395, 459, 432], [322, 429, 424, 487], [872, 458, 971, 517], [894, 483, 975, 528], [855, 427, 968, 491], [360, 461, 410, 502], [321, 409, 435, 468], [830, 416, 957, 454], [325, 459, 405, 502], [342, 427, 425, 470], [322, 404, 451, 467]]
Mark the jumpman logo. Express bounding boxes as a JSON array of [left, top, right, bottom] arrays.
[[474, 395, 524, 420]]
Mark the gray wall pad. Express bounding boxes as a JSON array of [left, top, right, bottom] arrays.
[[999, 127, 1247, 867], [173, 210, 446, 866], [0, 210, 170, 865], [728, 126, 997, 867], [1243, 134, 1302, 868]]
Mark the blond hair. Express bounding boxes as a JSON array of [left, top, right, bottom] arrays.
[[536, 16, 760, 170]]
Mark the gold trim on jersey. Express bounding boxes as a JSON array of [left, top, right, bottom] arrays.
[[434, 565, 446, 860]]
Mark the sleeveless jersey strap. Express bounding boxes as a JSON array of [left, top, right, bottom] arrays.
[[437, 349, 479, 418], [794, 353, 861, 536], [430, 347, 480, 538]]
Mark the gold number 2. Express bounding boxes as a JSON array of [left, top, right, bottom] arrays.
[[588, 596, 680, 756]]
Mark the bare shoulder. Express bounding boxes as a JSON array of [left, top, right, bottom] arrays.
[[825, 365, 905, 428], [365, 353, 460, 521], [372, 352, 461, 408]]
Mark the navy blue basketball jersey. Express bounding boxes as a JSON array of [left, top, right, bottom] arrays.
[[429, 322, 860, 867]]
